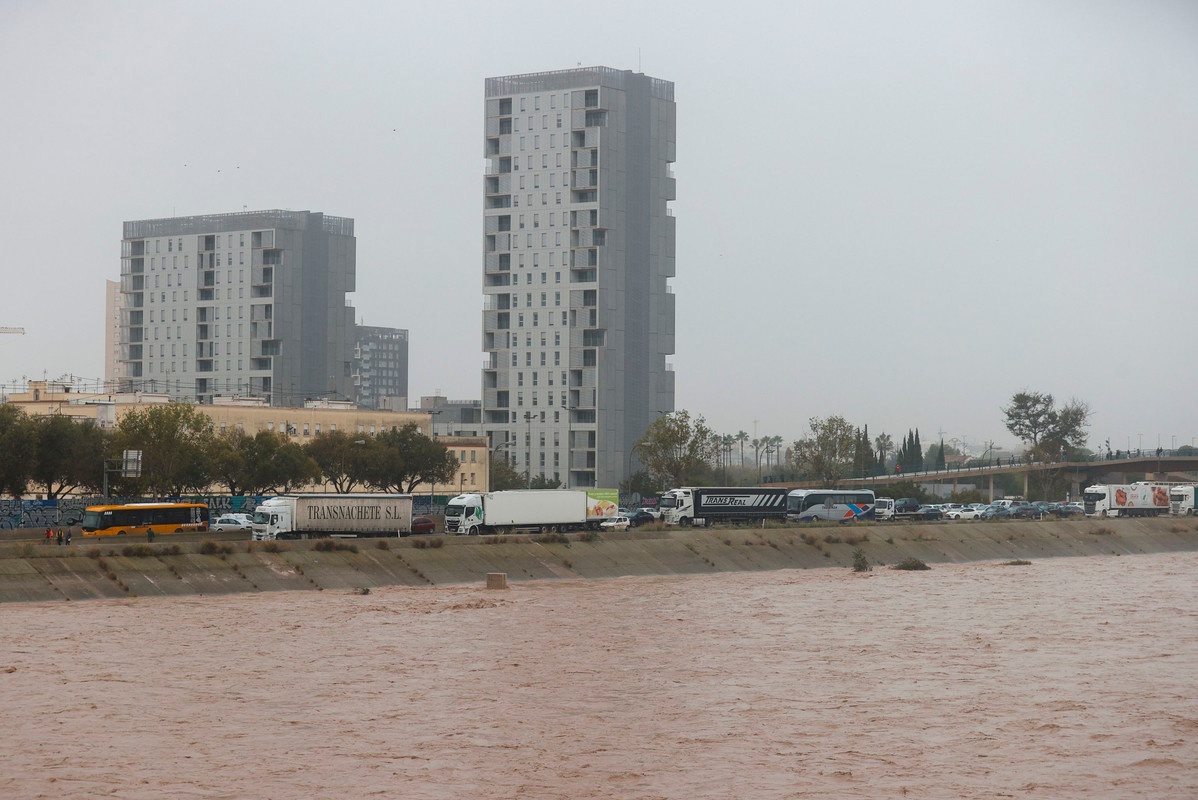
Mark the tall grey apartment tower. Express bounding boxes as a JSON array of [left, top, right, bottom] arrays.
[[482, 67, 677, 488], [118, 210, 356, 406], [354, 325, 410, 410]]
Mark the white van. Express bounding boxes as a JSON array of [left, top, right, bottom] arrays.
[[991, 499, 1028, 509]]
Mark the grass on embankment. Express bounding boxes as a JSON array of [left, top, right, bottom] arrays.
[[0, 516, 1195, 603]]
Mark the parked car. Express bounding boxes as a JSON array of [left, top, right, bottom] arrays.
[[629, 510, 658, 527], [601, 515, 631, 531], [636, 507, 661, 520], [211, 515, 252, 533], [407, 516, 436, 535], [1010, 505, 1043, 519], [1053, 504, 1084, 517], [917, 505, 944, 521], [945, 507, 981, 520], [981, 505, 1013, 520]]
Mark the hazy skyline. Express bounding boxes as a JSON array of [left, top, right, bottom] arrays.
[[2, 0, 1195, 454]]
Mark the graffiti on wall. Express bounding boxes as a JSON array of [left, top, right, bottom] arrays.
[[0, 496, 265, 529]]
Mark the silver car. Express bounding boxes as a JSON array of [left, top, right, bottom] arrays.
[[211, 515, 253, 532]]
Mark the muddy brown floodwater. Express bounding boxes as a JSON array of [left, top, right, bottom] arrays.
[[3, 553, 1196, 799]]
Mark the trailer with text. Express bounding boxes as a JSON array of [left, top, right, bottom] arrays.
[[251, 494, 414, 540], [659, 487, 790, 527]]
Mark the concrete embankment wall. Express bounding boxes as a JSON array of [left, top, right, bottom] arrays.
[[1, 517, 1196, 603]]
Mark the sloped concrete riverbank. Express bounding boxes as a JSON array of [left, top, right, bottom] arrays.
[[1, 516, 1195, 603]]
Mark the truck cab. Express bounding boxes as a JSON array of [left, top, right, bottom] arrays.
[[251, 497, 291, 540], [874, 497, 895, 521], [445, 493, 485, 535], [658, 489, 692, 526], [1170, 486, 1195, 516]]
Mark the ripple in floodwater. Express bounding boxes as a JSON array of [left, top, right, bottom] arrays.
[[3, 553, 1196, 799]]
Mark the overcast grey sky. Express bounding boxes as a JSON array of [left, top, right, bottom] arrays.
[[2, 0, 1195, 454]]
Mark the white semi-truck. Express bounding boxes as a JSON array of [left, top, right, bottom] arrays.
[[444, 489, 619, 535], [1169, 485, 1197, 516], [251, 494, 414, 540], [1081, 483, 1170, 518]]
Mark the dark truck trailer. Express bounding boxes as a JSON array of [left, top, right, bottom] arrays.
[[660, 486, 790, 527]]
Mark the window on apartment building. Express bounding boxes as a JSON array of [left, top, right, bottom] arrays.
[[517, 372, 523, 386], [525, 352, 532, 366]]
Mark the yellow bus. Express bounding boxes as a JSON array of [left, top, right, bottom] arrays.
[[80, 503, 210, 536]]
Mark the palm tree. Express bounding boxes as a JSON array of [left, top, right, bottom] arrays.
[[736, 430, 749, 466], [875, 432, 893, 474]]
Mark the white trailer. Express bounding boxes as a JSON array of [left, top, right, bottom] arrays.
[[444, 489, 619, 535], [251, 494, 414, 540], [1082, 483, 1170, 518]]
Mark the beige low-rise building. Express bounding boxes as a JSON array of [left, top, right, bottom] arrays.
[[3, 382, 488, 496]]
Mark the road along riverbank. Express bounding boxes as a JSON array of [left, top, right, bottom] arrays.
[[0, 516, 1194, 603]]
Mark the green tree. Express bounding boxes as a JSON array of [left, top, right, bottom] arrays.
[[529, 474, 562, 489], [1003, 391, 1092, 457], [622, 469, 659, 497], [267, 438, 323, 493], [790, 416, 859, 485], [305, 429, 368, 493], [933, 437, 947, 471], [363, 423, 460, 493], [206, 428, 255, 495], [488, 456, 527, 490], [874, 432, 893, 473], [635, 411, 718, 488], [0, 405, 37, 499], [735, 430, 749, 466], [115, 403, 216, 497], [30, 415, 109, 498]]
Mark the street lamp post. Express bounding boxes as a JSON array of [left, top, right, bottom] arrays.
[[489, 440, 515, 492], [524, 412, 534, 488], [626, 441, 643, 494]]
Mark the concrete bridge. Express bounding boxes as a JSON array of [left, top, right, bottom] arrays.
[[788, 456, 1198, 501]]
